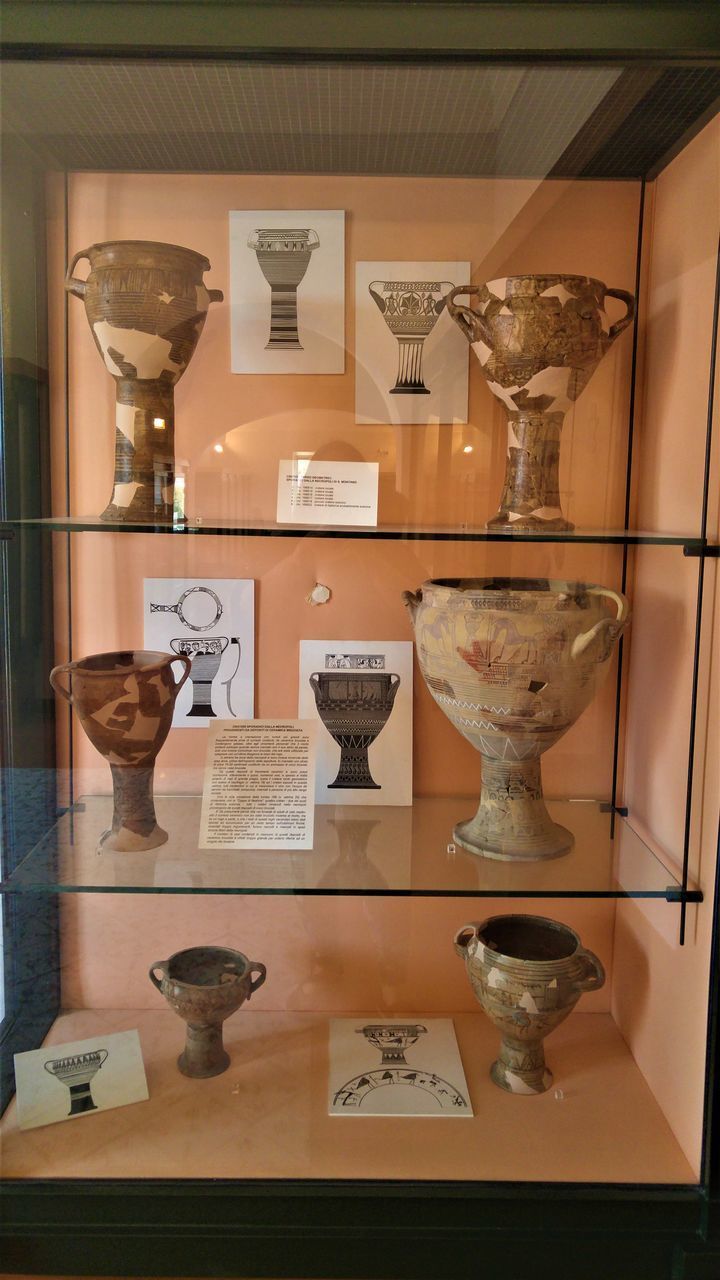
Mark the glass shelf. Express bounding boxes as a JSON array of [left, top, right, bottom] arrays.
[[3, 517, 711, 548], [2, 795, 699, 901]]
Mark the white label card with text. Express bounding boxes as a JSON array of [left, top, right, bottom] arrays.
[[276, 459, 379, 526], [200, 720, 317, 850]]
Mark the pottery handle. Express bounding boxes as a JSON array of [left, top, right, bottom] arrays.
[[576, 948, 606, 993], [605, 288, 635, 341], [219, 637, 230, 654], [401, 588, 422, 627], [49, 662, 74, 704], [570, 587, 630, 663], [148, 962, 168, 991], [208, 288, 224, 304], [247, 962, 267, 997], [169, 654, 192, 692], [368, 282, 387, 314], [453, 923, 480, 959], [434, 282, 457, 316], [446, 286, 493, 346], [64, 248, 92, 300]]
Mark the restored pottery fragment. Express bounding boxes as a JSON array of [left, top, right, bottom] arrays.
[[309, 671, 400, 789], [455, 914, 605, 1094], [49, 649, 191, 852], [403, 577, 629, 860], [446, 274, 635, 531], [149, 946, 267, 1078], [65, 240, 223, 523]]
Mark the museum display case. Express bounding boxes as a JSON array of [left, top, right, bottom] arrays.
[[0, 4, 719, 1277]]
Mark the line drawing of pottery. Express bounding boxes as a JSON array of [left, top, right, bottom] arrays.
[[369, 279, 454, 394], [403, 577, 629, 861], [248, 228, 319, 349], [222, 637, 242, 715], [309, 671, 400, 789], [333, 1023, 469, 1112], [44, 1049, 108, 1115], [455, 914, 605, 1094], [64, 240, 223, 524], [150, 584, 223, 631], [170, 636, 229, 717], [49, 649, 191, 852], [149, 945, 267, 1078], [446, 273, 634, 531], [358, 1023, 427, 1065]]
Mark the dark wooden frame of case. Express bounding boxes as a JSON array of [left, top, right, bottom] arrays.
[[1, 4, 720, 1277]]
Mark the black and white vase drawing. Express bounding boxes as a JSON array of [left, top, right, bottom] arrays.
[[368, 279, 455, 394], [330, 1020, 471, 1115], [170, 636, 229, 717], [44, 1049, 108, 1115], [309, 670, 400, 789], [248, 228, 320, 349], [150, 584, 223, 632]]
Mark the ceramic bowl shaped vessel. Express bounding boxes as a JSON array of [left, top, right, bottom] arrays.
[[149, 946, 267, 1078], [403, 578, 629, 860], [446, 274, 635, 531], [65, 240, 223, 523], [310, 671, 401, 789], [50, 649, 191, 853], [454, 914, 605, 1094]]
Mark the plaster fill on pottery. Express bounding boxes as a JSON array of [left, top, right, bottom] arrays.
[[65, 240, 223, 523], [446, 274, 635, 531], [403, 577, 629, 861], [455, 914, 605, 1094]]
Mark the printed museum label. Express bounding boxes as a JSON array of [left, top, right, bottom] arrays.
[[14, 1030, 149, 1130], [276, 459, 379, 526], [328, 1018, 472, 1117], [200, 720, 317, 849]]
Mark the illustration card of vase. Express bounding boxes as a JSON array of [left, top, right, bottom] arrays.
[[143, 577, 254, 728], [230, 209, 345, 373], [329, 1019, 473, 1117], [14, 1030, 149, 1131], [355, 261, 470, 425], [298, 640, 413, 806]]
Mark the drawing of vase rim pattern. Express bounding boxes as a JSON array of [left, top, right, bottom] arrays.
[[170, 636, 229, 718], [248, 227, 320, 350], [310, 671, 400, 789], [359, 1023, 428, 1065], [44, 1049, 108, 1115], [332, 1023, 470, 1111], [369, 279, 454, 394]]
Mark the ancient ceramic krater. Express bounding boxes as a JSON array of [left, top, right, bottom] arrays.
[[49, 649, 191, 852], [403, 577, 629, 860], [309, 671, 400, 789], [149, 946, 267, 1078], [446, 274, 635, 531], [65, 241, 223, 523], [454, 914, 605, 1094], [369, 279, 454, 394], [248, 227, 319, 349]]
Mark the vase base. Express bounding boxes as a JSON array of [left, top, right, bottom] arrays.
[[177, 1049, 230, 1079], [486, 512, 574, 534], [328, 781, 381, 790], [453, 817, 573, 862], [98, 824, 169, 854], [490, 1060, 553, 1095], [390, 386, 430, 395]]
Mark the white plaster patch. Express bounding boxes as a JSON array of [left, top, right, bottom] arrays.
[[519, 990, 539, 1013], [504, 1071, 539, 1095], [115, 402, 136, 445], [548, 978, 558, 988], [158, 291, 173, 304], [487, 380, 522, 412], [93, 321, 184, 380], [600, 310, 610, 333], [499, 305, 513, 316], [195, 284, 210, 311], [507, 420, 522, 450], [111, 480, 141, 510], [486, 277, 507, 300], [519, 366, 572, 407], [539, 283, 575, 306], [529, 506, 565, 521], [471, 339, 492, 366], [487, 967, 503, 988]]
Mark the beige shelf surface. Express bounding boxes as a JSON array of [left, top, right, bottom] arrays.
[[5, 795, 682, 898], [0, 1009, 695, 1184]]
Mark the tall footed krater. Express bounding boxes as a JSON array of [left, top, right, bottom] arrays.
[[403, 578, 629, 861], [65, 240, 223, 523], [446, 275, 635, 531]]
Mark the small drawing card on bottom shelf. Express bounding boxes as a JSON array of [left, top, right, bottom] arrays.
[[14, 1029, 149, 1131], [329, 1019, 472, 1116], [298, 640, 413, 806]]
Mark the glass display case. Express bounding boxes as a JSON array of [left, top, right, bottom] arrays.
[[1, 4, 719, 1276]]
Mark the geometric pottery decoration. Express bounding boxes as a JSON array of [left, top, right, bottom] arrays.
[[309, 671, 401, 789], [446, 274, 635, 531], [65, 240, 223, 523], [248, 227, 319, 349], [369, 279, 455, 394], [403, 577, 629, 860]]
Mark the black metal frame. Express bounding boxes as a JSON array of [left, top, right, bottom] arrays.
[[0, 4, 719, 1277]]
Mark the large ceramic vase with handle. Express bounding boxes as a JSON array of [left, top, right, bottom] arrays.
[[49, 649, 191, 852], [65, 240, 223, 524], [149, 945, 267, 1078], [454, 914, 605, 1093], [445, 274, 635, 531], [403, 577, 629, 860]]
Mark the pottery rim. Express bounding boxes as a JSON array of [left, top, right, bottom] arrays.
[[76, 239, 212, 270], [456, 913, 582, 966], [159, 945, 253, 988], [62, 650, 185, 676]]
